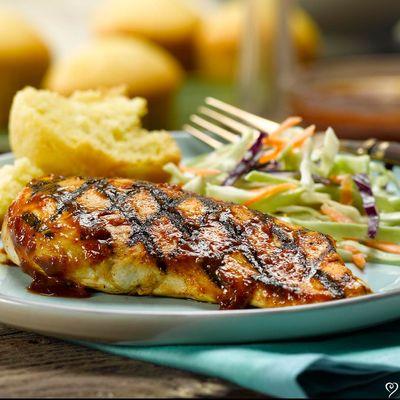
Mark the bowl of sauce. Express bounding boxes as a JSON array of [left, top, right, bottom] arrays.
[[290, 55, 400, 140]]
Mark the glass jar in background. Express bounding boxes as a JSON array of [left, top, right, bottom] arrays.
[[238, 0, 400, 143], [289, 55, 400, 141], [238, 0, 299, 120]]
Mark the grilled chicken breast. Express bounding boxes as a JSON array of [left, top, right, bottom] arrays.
[[2, 176, 371, 309]]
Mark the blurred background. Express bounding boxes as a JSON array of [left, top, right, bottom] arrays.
[[1, 0, 400, 150]]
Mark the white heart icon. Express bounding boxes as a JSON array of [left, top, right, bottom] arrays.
[[386, 382, 399, 398]]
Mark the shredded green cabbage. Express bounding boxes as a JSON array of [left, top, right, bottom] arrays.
[[318, 127, 340, 177], [300, 137, 315, 190], [165, 125, 400, 268]]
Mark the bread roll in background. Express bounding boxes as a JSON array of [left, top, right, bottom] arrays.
[[43, 36, 184, 130], [195, 0, 321, 80], [10, 87, 181, 182], [0, 8, 50, 126], [92, 0, 199, 69]]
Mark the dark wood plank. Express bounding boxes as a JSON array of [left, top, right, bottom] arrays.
[[0, 324, 267, 398]]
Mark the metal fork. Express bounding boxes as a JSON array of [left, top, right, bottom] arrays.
[[183, 97, 281, 149]]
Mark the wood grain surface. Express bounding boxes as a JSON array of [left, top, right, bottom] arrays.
[[0, 324, 267, 398]]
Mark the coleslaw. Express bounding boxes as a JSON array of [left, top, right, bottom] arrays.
[[164, 119, 400, 269]]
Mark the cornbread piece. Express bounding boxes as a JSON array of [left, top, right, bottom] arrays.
[[0, 158, 43, 222], [3, 176, 370, 308], [43, 37, 184, 129], [9, 87, 181, 182], [0, 9, 50, 125], [92, 0, 199, 69]]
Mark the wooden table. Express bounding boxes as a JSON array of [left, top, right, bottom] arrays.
[[0, 324, 267, 398]]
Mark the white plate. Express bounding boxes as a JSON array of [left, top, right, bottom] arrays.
[[1, 133, 400, 345]]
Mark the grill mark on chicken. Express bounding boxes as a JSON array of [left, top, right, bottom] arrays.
[[313, 270, 344, 298], [96, 181, 169, 272], [3, 176, 371, 309]]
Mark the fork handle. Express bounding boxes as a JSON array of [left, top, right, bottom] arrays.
[[371, 141, 400, 166], [341, 139, 400, 166]]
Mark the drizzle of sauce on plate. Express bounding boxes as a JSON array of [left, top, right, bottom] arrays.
[[27, 269, 90, 298]]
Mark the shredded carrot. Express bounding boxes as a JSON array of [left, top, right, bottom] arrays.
[[338, 175, 354, 205], [263, 136, 287, 147], [180, 166, 221, 177], [258, 146, 282, 164], [261, 120, 310, 161], [331, 175, 354, 205], [342, 244, 360, 254], [320, 204, 354, 223], [260, 116, 305, 162], [352, 253, 367, 269], [329, 175, 342, 185], [342, 244, 366, 269], [267, 116, 303, 140], [291, 125, 316, 148], [343, 237, 361, 242], [244, 183, 297, 206], [364, 240, 400, 255]]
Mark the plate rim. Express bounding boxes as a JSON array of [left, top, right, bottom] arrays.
[[0, 271, 399, 317]]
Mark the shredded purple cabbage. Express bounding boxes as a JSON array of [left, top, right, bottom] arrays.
[[353, 173, 380, 239], [223, 131, 268, 186], [312, 175, 335, 186], [255, 160, 282, 172]]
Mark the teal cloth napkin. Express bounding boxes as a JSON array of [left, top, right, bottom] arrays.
[[80, 320, 400, 398]]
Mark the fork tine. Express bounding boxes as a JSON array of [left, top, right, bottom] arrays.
[[199, 106, 251, 136], [190, 115, 239, 143], [205, 97, 280, 133], [183, 124, 223, 149]]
